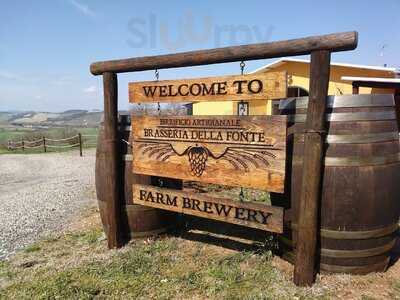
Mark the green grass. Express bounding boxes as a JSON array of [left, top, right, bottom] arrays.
[[0, 226, 331, 300], [23, 244, 41, 253], [1, 209, 397, 299]]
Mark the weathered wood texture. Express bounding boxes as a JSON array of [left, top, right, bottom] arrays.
[[271, 94, 400, 275], [102, 72, 121, 249], [293, 50, 331, 286], [133, 184, 284, 233], [95, 114, 182, 241], [129, 72, 287, 103], [78, 133, 83, 157], [91, 32, 357, 75], [131, 115, 287, 192]]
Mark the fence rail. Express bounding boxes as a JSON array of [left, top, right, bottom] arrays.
[[7, 133, 98, 156]]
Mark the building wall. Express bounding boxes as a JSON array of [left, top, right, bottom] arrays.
[[193, 61, 396, 116], [192, 101, 235, 115], [269, 61, 395, 95]]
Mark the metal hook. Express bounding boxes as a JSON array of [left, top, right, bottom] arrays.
[[240, 61, 245, 75], [239, 187, 245, 202]]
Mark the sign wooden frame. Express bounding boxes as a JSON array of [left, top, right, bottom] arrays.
[[91, 31, 358, 286]]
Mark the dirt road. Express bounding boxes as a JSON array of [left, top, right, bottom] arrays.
[[0, 150, 96, 259]]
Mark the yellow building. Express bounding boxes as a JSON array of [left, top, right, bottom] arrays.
[[192, 58, 399, 116]]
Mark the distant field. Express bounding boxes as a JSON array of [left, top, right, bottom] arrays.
[[0, 127, 98, 154]]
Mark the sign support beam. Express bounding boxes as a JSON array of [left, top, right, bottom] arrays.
[[103, 72, 122, 249], [293, 50, 331, 286]]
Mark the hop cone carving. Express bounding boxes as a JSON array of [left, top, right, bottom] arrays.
[[187, 146, 208, 177]]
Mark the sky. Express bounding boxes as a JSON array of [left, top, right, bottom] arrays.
[[0, 0, 399, 112]]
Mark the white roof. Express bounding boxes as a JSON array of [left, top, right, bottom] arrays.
[[251, 57, 398, 74], [341, 76, 400, 83]]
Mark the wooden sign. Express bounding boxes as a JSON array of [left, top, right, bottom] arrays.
[[132, 115, 286, 193], [133, 184, 284, 233], [129, 72, 287, 103]]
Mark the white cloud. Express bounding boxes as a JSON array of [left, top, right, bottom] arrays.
[[35, 95, 43, 100], [83, 85, 97, 93], [68, 0, 96, 17], [0, 71, 21, 81], [51, 76, 73, 86]]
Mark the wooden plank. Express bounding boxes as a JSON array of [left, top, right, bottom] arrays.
[[90, 31, 357, 75], [129, 72, 287, 103], [131, 115, 287, 193], [102, 72, 122, 249], [293, 50, 331, 286], [133, 184, 284, 233]]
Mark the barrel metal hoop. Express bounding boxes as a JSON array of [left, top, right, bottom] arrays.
[[294, 131, 399, 144], [320, 257, 390, 274], [319, 223, 399, 239], [320, 239, 396, 258], [292, 152, 400, 167], [325, 152, 400, 167], [279, 236, 396, 258], [279, 94, 395, 110], [288, 111, 396, 123], [280, 251, 390, 273], [123, 154, 133, 161], [290, 223, 398, 239], [326, 132, 399, 144]]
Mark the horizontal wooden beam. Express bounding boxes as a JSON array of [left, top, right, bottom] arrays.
[[90, 31, 357, 75]]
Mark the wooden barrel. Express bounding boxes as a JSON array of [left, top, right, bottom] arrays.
[[271, 94, 400, 274], [95, 114, 182, 240]]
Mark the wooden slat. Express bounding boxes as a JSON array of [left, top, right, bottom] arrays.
[[293, 50, 331, 286], [90, 31, 358, 75], [129, 72, 287, 103], [131, 115, 287, 193], [133, 184, 284, 233]]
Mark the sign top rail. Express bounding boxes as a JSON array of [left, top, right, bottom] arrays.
[[90, 31, 358, 75]]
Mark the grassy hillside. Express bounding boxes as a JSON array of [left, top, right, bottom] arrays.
[[1, 208, 400, 299]]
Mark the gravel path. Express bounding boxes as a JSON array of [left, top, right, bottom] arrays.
[[0, 149, 97, 260]]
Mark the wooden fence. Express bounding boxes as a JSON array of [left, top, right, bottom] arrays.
[[7, 133, 97, 156]]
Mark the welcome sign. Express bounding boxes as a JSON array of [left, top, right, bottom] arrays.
[[129, 72, 287, 103], [133, 184, 284, 233], [131, 115, 286, 192]]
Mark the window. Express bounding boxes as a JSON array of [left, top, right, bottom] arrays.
[[287, 86, 309, 97], [237, 102, 249, 115]]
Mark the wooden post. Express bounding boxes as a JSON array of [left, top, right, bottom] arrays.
[[78, 133, 83, 157], [293, 50, 331, 286], [43, 137, 47, 153], [22, 140, 25, 152], [103, 72, 121, 249]]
